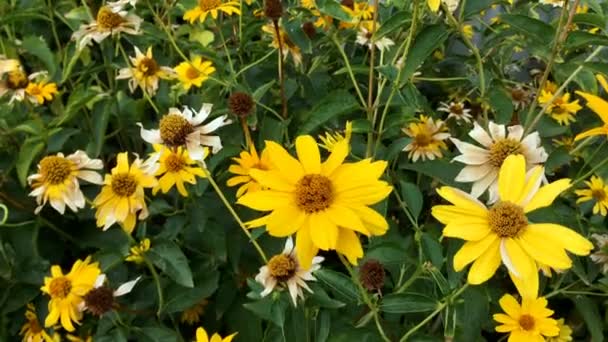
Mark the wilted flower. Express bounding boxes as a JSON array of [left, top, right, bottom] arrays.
[[126, 238, 151, 264], [180, 299, 208, 325], [80, 274, 140, 316], [590, 234, 608, 273], [19, 304, 56, 342], [228, 92, 256, 118], [355, 21, 394, 51], [72, 3, 142, 50], [402, 115, 450, 162], [438, 101, 473, 124], [359, 259, 385, 291], [117, 47, 174, 96], [262, 23, 302, 66]]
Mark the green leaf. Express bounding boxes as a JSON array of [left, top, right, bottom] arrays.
[[138, 327, 178, 342], [566, 31, 608, 50], [162, 271, 220, 313], [315, 0, 351, 22], [315, 269, 360, 303], [399, 159, 461, 187], [463, 0, 495, 18], [421, 233, 444, 268], [400, 181, 423, 219], [401, 24, 449, 82], [375, 11, 410, 38], [488, 87, 514, 124], [380, 293, 438, 314], [148, 241, 194, 288], [284, 18, 313, 54], [308, 283, 346, 309], [572, 13, 606, 28], [499, 15, 554, 46], [86, 99, 111, 158], [22, 36, 58, 77], [243, 296, 288, 327], [297, 89, 359, 134], [573, 296, 604, 342], [16, 138, 44, 187]]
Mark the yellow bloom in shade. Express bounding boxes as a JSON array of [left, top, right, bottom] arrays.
[[402, 115, 450, 162], [19, 304, 56, 342], [547, 319, 573, 342], [126, 238, 151, 264], [40, 257, 101, 332], [117, 46, 175, 96], [575, 175, 608, 216], [180, 299, 208, 325], [174, 56, 216, 91], [427, 0, 440, 12], [262, 23, 303, 66], [93, 152, 158, 233], [65, 334, 93, 342], [237, 135, 392, 268], [575, 74, 608, 141], [462, 24, 474, 40], [431, 154, 593, 288], [151, 144, 206, 197], [493, 294, 559, 341], [340, 2, 375, 28], [539, 91, 582, 126], [227, 145, 273, 197], [318, 121, 353, 152], [25, 81, 58, 104], [183, 0, 241, 24], [195, 327, 237, 342]]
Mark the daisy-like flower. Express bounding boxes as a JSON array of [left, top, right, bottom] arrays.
[[237, 135, 392, 268], [493, 294, 559, 341], [28, 151, 103, 214], [574, 74, 608, 141], [438, 101, 473, 124], [183, 0, 240, 23], [174, 56, 216, 91], [539, 91, 582, 126], [402, 115, 450, 162], [355, 21, 394, 51], [117, 47, 174, 96], [450, 121, 547, 203], [0, 67, 57, 105], [180, 299, 208, 325], [80, 274, 140, 316], [25, 80, 58, 104], [93, 152, 158, 233], [510, 87, 532, 110], [195, 327, 236, 342], [40, 257, 101, 331], [0, 55, 20, 74], [318, 121, 353, 152], [255, 237, 323, 306], [125, 238, 151, 264], [575, 175, 608, 216], [262, 23, 303, 66], [431, 154, 593, 287], [340, 1, 374, 28], [71, 4, 142, 50], [540, 0, 563, 7], [138, 103, 232, 159], [590, 234, 608, 273], [150, 144, 207, 197], [227, 145, 273, 197], [19, 303, 56, 342], [547, 318, 573, 342]]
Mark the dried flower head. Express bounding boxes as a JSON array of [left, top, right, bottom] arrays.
[[229, 92, 256, 118], [359, 259, 385, 291], [264, 0, 283, 20]]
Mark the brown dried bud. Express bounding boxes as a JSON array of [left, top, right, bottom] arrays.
[[302, 22, 316, 39], [83, 287, 115, 316], [228, 92, 256, 118], [264, 0, 283, 20], [359, 259, 385, 292], [341, 0, 354, 9]]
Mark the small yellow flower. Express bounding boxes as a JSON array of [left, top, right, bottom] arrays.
[[126, 238, 151, 264], [462, 24, 474, 40], [493, 294, 559, 341], [180, 299, 208, 325], [542, 93, 582, 126], [262, 23, 303, 66], [318, 121, 353, 152], [151, 144, 207, 197], [402, 115, 450, 162], [547, 318, 573, 342], [40, 257, 101, 331], [25, 81, 58, 104], [340, 1, 374, 29], [117, 47, 174, 96], [227, 144, 273, 197], [427, 0, 440, 12], [575, 175, 608, 216], [195, 327, 237, 342], [19, 304, 56, 342], [174, 56, 216, 91], [183, 0, 241, 24], [574, 74, 608, 141]]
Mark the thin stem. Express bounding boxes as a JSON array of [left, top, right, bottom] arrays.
[[331, 34, 367, 107], [144, 256, 165, 317], [37, 216, 80, 245], [0, 204, 7, 225], [272, 20, 288, 118], [365, 0, 380, 158], [572, 156, 608, 185], [236, 49, 275, 77], [241, 117, 253, 148], [395, 266, 423, 293], [574, 139, 606, 179], [214, 17, 236, 75], [200, 165, 268, 263]]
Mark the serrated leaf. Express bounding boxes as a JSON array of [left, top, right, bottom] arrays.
[[380, 293, 438, 314], [148, 242, 194, 288], [297, 89, 359, 134], [400, 24, 450, 82]]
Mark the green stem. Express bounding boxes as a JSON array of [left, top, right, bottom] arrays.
[[574, 139, 606, 179], [395, 266, 423, 293], [236, 49, 275, 78], [572, 156, 608, 185], [365, 0, 380, 158], [331, 34, 367, 108], [0, 204, 7, 225], [37, 216, 80, 245], [144, 256, 165, 317], [214, 17, 236, 76]]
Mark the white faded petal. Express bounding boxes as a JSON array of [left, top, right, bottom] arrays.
[[488, 122, 506, 140], [94, 274, 107, 288], [469, 121, 494, 147], [114, 276, 141, 297], [192, 103, 213, 125]]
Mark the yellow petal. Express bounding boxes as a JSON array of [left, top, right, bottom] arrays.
[[597, 74, 608, 94], [249, 169, 296, 191], [296, 135, 321, 174], [509, 270, 538, 300], [501, 238, 535, 279], [498, 154, 526, 203], [349, 205, 389, 235], [453, 234, 498, 271], [296, 225, 319, 269], [335, 228, 363, 265], [576, 90, 608, 123], [196, 327, 209, 342], [526, 224, 593, 255], [517, 228, 572, 270], [325, 205, 369, 236], [321, 139, 349, 176], [574, 126, 608, 141], [309, 212, 338, 250], [114, 152, 130, 174], [265, 140, 304, 184], [266, 205, 307, 237], [523, 179, 570, 213], [498, 294, 521, 318], [237, 191, 292, 211], [432, 205, 487, 224], [467, 239, 501, 284], [443, 218, 491, 241], [515, 166, 544, 205], [427, 0, 440, 12], [436, 187, 487, 214]]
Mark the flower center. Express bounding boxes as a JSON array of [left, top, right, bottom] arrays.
[[84, 286, 115, 316], [111, 173, 138, 197], [511, 89, 525, 102], [488, 139, 522, 168], [49, 277, 72, 299], [7, 69, 28, 89], [518, 314, 535, 331], [39, 156, 73, 185], [414, 132, 432, 147], [488, 201, 528, 238], [185, 66, 201, 80], [165, 153, 186, 173], [450, 104, 463, 115], [268, 254, 297, 281], [198, 0, 222, 11], [96, 6, 125, 31], [592, 188, 607, 201], [138, 57, 159, 77], [159, 114, 194, 147], [28, 319, 43, 333], [295, 174, 334, 213], [28, 84, 41, 95]]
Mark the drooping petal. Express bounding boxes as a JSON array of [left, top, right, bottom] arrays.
[[467, 240, 501, 284], [500, 238, 535, 279], [453, 234, 498, 271], [296, 225, 319, 270], [523, 179, 571, 213], [335, 228, 363, 265], [295, 135, 321, 174], [309, 213, 338, 250]]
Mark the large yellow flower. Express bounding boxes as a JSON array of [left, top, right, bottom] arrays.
[[227, 144, 273, 197], [174, 56, 216, 91], [151, 144, 206, 197], [493, 293, 559, 342], [183, 0, 241, 23], [93, 152, 157, 233], [237, 135, 392, 268], [195, 327, 236, 342], [40, 257, 101, 331], [431, 154, 592, 288], [19, 303, 56, 342], [575, 74, 608, 141], [575, 175, 608, 216]]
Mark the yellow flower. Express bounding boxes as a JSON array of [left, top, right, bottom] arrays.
[[427, 0, 440, 12], [493, 294, 559, 341], [462, 24, 474, 40], [183, 0, 241, 24], [25, 81, 58, 104], [402, 115, 450, 162], [262, 23, 302, 66], [93, 152, 158, 233], [574, 74, 608, 141], [431, 154, 593, 290], [72, 4, 142, 50], [318, 121, 353, 152], [340, 1, 374, 28], [539, 89, 582, 125], [126, 238, 151, 264], [117, 47, 174, 96], [575, 175, 608, 216], [40, 257, 101, 332], [237, 135, 392, 268], [547, 319, 573, 342], [195, 327, 236, 342], [19, 304, 56, 342], [174, 56, 216, 91], [65, 335, 93, 342], [227, 145, 273, 197], [180, 299, 208, 325], [151, 144, 206, 197]]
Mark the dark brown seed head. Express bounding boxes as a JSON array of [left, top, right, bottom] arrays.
[[264, 0, 283, 20], [228, 92, 256, 118], [359, 259, 385, 291], [84, 287, 115, 316], [341, 0, 354, 9], [302, 22, 316, 39]]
